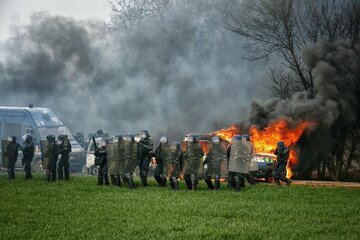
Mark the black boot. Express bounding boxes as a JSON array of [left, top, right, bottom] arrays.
[[184, 175, 192, 190], [214, 175, 221, 190], [234, 175, 241, 192], [110, 175, 117, 185], [173, 179, 179, 190], [205, 177, 214, 190], [104, 174, 110, 185], [126, 173, 135, 189], [98, 174, 103, 186], [161, 177, 167, 187], [191, 174, 198, 190], [140, 171, 148, 187], [46, 172, 51, 182], [58, 169, 64, 180]]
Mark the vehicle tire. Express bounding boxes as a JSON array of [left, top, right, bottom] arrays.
[[265, 177, 273, 183], [89, 165, 99, 175], [35, 161, 44, 172]]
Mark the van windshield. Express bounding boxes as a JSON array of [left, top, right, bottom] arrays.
[[29, 109, 63, 127], [37, 126, 74, 140]]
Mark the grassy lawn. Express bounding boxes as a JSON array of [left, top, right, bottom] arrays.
[[0, 174, 359, 240]]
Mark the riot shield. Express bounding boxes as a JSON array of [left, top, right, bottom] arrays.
[[123, 141, 137, 173], [1, 140, 11, 168], [228, 140, 253, 174], [40, 140, 50, 170], [107, 142, 120, 175], [182, 143, 204, 175], [207, 143, 228, 176]]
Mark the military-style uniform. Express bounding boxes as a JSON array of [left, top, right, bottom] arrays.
[[7, 138, 19, 180], [20, 136, 34, 180], [204, 142, 227, 190], [137, 138, 153, 187], [164, 143, 182, 190], [46, 138, 59, 182], [274, 143, 291, 186], [154, 142, 170, 186], [183, 141, 203, 190], [58, 137, 72, 180], [95, 146, 109, 186]]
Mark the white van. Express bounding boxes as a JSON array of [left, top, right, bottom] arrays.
[[0, 106, 85, 172]]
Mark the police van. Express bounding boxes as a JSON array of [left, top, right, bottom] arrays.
[[0, 106, 85, 172]]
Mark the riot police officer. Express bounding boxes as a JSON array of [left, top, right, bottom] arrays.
[[58, 134, 72, 180], [273, 141, 292, 186], [94, 140, 109, 186], [242, 134, 257, 186], [227, 135, 242, 190], [183, 135, 203, 190], [19, 135, 34, 180], [7, 136, 19, 180], [154, 136, 169, 186], [137, 130, 153, 187], [46, 134, 58, 182], [167, 141, 182, 190], [204, 136, 226, 190]]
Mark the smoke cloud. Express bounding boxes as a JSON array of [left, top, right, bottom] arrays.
[[248, 42, 360, 172], [0, 5, 268, 142]]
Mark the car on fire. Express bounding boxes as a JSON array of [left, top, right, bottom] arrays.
[[0, 106, 86, 172]]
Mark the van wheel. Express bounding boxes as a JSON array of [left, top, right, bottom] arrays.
[[89, 166, 99, 175], [35, 161, 43, 172]]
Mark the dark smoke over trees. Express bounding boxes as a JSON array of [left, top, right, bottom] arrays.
[[0, 3, 267, 142], [230, 0, 360, 180]]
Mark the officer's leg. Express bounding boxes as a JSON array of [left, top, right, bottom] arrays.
[[273, 164, 282, 186], [98, 165, 104, 186], [125, 172, 135, 189], [64, 158, 70, 181], [154, 164, 162, 186], [58, 158, 64, 180], [240, 174, 245, 189], [46, 170, 51, 182], [228, 172, 235, 189], [171, 177, 179, 190], [161, 176, 167, 186], [104, 165, 109, 186], [110, 175, 116, 185], [51, 170, 57, 182], [184, 174, 192, 190], [25, 160, 32, 179], [191, 174, 198, 190], [7, 168, 11, 180], [214, 174, 221, 190], [234, 174, 241, 192], [116, 174, 121, 187], [140, 159, 149, 187], [204, 172, 214, 190]]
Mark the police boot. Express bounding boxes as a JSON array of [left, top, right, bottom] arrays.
[[215, 175, 221, 190], [173, 178, 179, 190], [205, 177, 214, 190], [191, 174, 198, 190], [161, 177, 167, 187], [46, 172, 51, 182], [240, 176, 245, 189], [58, 169, 64, 180], [116, 174, 122, 187], [97, 174, 103, 186], [110, 175, 117, 186], [104, 174, 110, 185], [285, 178, 292, 186], [184, 175, 192, 190], [169, 178, 175, 189], [140, 171, 148, 187], [121, 174, 127, 185], [126, 173, 135, 189], [234, 176, 241, 192]]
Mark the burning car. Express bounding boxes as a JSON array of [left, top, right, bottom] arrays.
[[251, 153, 276, 182]]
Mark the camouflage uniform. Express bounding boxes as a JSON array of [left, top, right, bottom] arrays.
[[163, 142, 182, 190], [138, 137, 153, 187], [204, 142, 227, 190], [183, 141, 203, 190]]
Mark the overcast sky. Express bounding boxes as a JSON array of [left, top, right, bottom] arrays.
[[0, 0, 111, 41]]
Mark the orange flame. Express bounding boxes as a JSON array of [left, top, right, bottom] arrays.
[[212, 124, 241, 143], [250, 119, 315, 178]]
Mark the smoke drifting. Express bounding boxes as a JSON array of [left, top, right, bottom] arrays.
[[0, 6, 267, 141], [249, 42, 360, 172]]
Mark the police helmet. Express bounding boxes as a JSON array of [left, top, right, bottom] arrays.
[[8, 136, 17, 142], [277, 141, 285, 147], [232, 135, 242, 141], [58, 134, 65, 141], [25, 135, 33, 143], [159, 136, 168, 144], [171, 141, 181, 150], [212, 136, 221, 143], [184, 135, 195, 143], [140, 130, 150, 139], [242, 134, 250, 141], [47, 134, 56, 141]]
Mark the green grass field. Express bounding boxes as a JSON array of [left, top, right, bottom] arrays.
[[0, 174, 359, 240]]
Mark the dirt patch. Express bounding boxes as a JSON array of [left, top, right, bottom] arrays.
[[292, 180, 360, 188]]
